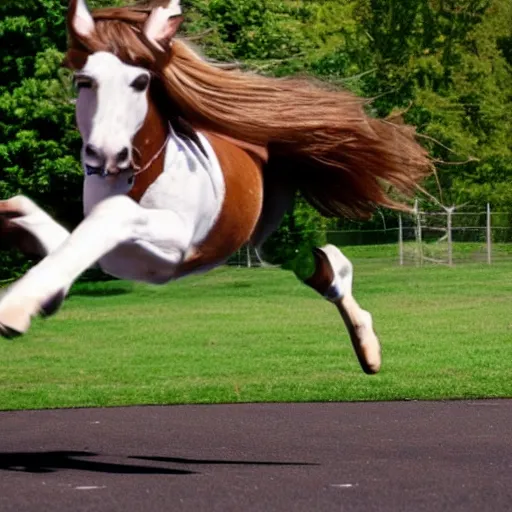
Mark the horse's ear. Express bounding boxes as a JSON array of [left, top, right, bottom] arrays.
[[68, 0, 96, 39], [164, 0, 182, 17], [143, 1, 183, 52]]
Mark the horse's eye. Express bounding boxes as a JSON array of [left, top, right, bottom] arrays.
[[131, 74, 150, 92], [74, 77, 93, 90]]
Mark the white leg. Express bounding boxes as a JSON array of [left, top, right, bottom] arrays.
[[0, 195, 193, 337], [305, 245, 381, 374], [0, 195, 70, 256]]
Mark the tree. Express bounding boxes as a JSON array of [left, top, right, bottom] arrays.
[[0, 0, 115, 278], [0, 0, 510, 277]]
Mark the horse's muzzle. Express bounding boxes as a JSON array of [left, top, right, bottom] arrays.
[[85, 165, 133, 178]]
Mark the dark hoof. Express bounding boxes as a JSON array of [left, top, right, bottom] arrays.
[[0, 323, 23, 339], [41, 290, 66, 317]]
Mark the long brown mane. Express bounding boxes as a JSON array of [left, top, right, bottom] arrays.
[[65, 1, 431, 218]]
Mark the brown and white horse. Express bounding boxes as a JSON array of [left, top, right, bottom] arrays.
[[0, 0, 431, 374]]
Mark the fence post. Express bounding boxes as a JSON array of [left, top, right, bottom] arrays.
[[254, 247, 266, 267], [486, 203, 492, 265], [414, 199, 423, 266], [246, 245, 251, 268], [447, 206, 454, 266], [398, 214, 404, 266]]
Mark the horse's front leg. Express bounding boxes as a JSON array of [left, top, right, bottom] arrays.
[[0, 195, 191, 337]]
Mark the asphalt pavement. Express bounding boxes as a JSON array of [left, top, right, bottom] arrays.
[[1, 400, 511, 511]]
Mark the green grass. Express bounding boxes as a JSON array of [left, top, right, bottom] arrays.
[[1, 257, 512, 410], [341, 241, 512, 263]]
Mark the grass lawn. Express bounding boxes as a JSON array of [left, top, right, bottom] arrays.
[[0, 256, 511, 410]]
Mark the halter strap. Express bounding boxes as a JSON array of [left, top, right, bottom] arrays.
[[132, 123, 172, 177], [84, 125, 172, 179]]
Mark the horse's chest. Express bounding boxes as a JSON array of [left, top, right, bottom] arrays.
[[81, 134, 227, 283], [138, 133, 226, 245]]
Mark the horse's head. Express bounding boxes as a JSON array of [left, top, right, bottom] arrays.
[[66, 0, 183, 177]]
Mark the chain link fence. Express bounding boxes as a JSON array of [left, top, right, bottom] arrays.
[[230, 204, 512, 267]]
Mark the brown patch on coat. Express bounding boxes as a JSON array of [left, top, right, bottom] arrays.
[[128, 88, 169, 203], [176, 132, 264, 275]]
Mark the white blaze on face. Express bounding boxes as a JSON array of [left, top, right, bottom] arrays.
[[75, 52, 151, 173]]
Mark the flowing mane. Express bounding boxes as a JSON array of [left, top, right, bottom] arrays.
[[65, 0, 432, 218]]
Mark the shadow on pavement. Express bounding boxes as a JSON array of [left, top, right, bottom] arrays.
[[0, 451, 194, 475], [131, 455, 319, 467]]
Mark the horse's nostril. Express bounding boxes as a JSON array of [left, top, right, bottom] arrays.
[[85, 143, 100, 159], [117, 147, 129, 164]]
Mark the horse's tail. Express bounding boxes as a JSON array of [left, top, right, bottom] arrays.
[[267, 116, 431, 219]]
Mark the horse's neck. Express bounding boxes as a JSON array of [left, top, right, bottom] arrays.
[[128, 99, 169, 202]]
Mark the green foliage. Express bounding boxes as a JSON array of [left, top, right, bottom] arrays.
[[0, 2, 78, 276], [403, 0, 512, 208], [262, 196, 334, 271], [0, 0, 511, 276], [0, 49, 82, 218], [207, 0, 304, 59], [0, 0, 118, 277]]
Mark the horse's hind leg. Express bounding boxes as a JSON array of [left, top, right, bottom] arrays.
[[302, 244, 381, 374], [0, 195, 69, 257]]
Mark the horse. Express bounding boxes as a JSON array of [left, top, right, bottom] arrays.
[[0, 0, 431, 374]]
